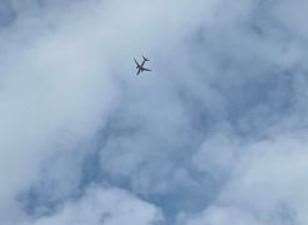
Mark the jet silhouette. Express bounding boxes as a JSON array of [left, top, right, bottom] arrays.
[[134, 56, 151, 75]]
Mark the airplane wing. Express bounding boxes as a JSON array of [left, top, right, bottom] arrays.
[[143, 68, 151, 72]]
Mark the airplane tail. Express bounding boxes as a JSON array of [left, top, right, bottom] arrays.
[[142, 56, 149, 61]]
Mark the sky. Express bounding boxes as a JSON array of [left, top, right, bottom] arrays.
[[1, 0, 308, 225]]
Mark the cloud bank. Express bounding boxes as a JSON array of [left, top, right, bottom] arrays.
[[1, 0, 308, 225]]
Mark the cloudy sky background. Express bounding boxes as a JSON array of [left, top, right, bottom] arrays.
[[1, 0, 308, 224]]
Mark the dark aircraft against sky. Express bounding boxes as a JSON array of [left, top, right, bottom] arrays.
[[134, 56, 151, 75]]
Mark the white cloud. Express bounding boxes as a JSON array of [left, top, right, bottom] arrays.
[[180, 206, 261, 225], [24, 186, 163, 225], [0, 1, 118, 223], [183, 133, 308, 225]]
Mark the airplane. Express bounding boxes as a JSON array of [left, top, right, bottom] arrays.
[[134, 56, 151, 75]]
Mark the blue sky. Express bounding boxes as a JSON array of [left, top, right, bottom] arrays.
[[1, 0, 308, 225]]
